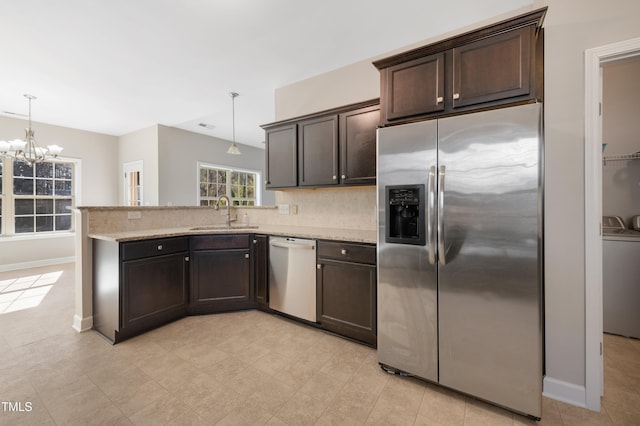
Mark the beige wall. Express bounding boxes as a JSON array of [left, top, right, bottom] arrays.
[[602, 56, 640, 223], [157, 125, 275, 207], [0, 116, 118, 270], [273, 0, 640, 406]]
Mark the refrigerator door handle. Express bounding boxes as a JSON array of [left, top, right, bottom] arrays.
[[427, 166, 437, 264], [438, 165, 447, 265]]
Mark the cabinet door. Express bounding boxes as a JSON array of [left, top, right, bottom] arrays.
[[298, 115, 339, 186], [265, 124, 297, 189], [121, 252, 188, 330], [384, 52, 445, 122], [317, 259, 377, 345], [190, 249, 251, 313], [339, 105, 380, 186], [251, 235, 269, 309], [452, 25, 533, 109]]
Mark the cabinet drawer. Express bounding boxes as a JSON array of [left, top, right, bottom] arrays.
[[121, 237, 189, 261], [191, 234, 250, 250], [317, 241, 376, 265]]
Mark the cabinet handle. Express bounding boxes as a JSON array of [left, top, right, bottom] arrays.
[[265, 180, 268, 184], [157, 244, 163, 251], [317, 264, 322, 269], [341, 174, 346, 179], [332, 175, 337, 180], [245, 253, 250, 259], [453, 93, 460, 100], [341, 249, 348, 255], [253, 239, 258, 244], [436, 96, 443, 103], [184, 256, 190, 262]]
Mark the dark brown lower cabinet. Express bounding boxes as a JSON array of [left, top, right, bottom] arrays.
[[317, 241, 377, 346], [93, 236, 189, 344], [251, 235, 269, 310], [189, 234, 252, 314]]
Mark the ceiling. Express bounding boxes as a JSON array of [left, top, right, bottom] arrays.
[[1, 0, 533, 149]]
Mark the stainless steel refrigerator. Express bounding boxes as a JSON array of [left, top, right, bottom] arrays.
[[377, 103, 543, 418]]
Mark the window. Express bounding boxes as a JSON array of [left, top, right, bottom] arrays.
[[198, 163, 260, 206], [0, 157, 77, 236]]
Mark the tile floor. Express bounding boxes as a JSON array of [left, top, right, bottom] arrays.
[[0, 263, 639, 425]]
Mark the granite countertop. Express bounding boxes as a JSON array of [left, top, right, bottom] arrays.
[[88, 224, 377, 244]]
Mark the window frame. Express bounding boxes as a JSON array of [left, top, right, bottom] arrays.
[[196, 162, 261, 207], [0, 156, 81, 237]]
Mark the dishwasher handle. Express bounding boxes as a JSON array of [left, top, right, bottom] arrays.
[[269, 241, 315, 250]]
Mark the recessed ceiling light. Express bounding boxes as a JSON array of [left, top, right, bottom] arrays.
[[198, 123, 215, 129]]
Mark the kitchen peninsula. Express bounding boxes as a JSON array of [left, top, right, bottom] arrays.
[[73, 202, 376, 345]]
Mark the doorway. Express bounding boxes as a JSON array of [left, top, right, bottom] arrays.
[[584, 37, 640, 411], [124, 160, 143, 206]]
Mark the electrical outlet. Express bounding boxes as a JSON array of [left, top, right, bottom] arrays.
[[291, 204, 298, 215], [127, 211, 142, 220], [278, 204, 290, 214]]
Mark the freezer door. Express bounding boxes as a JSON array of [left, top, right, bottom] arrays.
[[437, 103, 543, 417], [377, 120, 439, 382]]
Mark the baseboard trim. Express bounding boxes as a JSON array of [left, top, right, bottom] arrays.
[[543, 376, 586, 408], [0, 257, 76, 272], [72, 315, 93, 333]]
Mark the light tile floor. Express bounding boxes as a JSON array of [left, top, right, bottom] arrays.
[[0, 263, 638, 425]]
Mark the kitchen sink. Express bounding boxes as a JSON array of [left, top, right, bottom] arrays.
[[189, 225, 259, 231]]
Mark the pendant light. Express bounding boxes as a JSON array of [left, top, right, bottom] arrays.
[[226, 92, 241, 155], [0, 94, 64, 165]]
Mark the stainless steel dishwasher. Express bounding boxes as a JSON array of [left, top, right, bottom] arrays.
[[268, 237, 317, 322]]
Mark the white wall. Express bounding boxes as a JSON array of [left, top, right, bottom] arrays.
[[602, 56, 640, 224], [273, 0, 640, 406], [0, 116, 118, 270], [157, 125, 275, 206], [118, 125, 159, 206]]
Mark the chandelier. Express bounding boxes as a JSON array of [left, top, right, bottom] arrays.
[[226, 92, 241, 155], [0, 94, 64, 165]]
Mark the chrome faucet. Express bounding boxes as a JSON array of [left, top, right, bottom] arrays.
[[215, 195, 236, 226]]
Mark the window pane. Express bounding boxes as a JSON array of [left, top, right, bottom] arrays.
[[247, 174, 254, 187], [36, 215, 54, 232], [247, 187, 254, 198], [13, 177, 34, 195], [217, 184, 225, 197], [218, 170, 226, 183], [35, 162, 53, 178], [55, 163, 73, 179], [15, 199, 34, 215], [200, 168, 208, 182], [207, 169, 216, 183], [200, 183, 207, 197], [200, 200, 209, 206], [208, 184, 217, 197], [55, 199, 72, 214], [36, 179, 53, 195], [55, 215, 71, 231], [55, 180, 72, 196], [36, 199, 54, 214], [15, 217, 34, 233], [13, 161, 33, 177]]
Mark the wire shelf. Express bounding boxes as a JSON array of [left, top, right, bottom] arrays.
[[603, 152, 640, 165]]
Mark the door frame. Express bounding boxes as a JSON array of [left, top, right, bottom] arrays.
[[584, 36, 640, 411], [123, 160, 143, 206]]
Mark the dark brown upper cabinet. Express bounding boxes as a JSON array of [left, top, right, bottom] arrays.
[[384, 53, 445, 121], [339, 104, 380, 186], [452, 26, 533, 109], [262, 99, 379, 189], [298, 115, 339, 186], [374, 7, 546, 125], [265, 124, 297, 189]]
